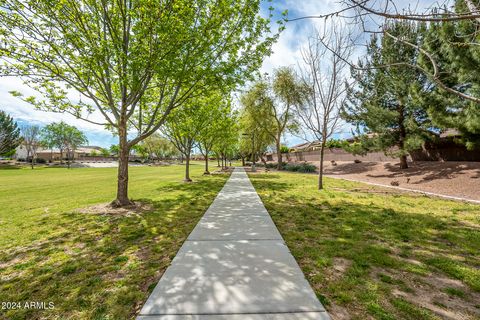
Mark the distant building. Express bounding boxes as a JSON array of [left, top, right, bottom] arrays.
[[14, 144, 106, 160]]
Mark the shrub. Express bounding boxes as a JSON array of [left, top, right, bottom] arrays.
[[280, 145, 290, 153], [36, 158, 47, 164], [284, 162, 316, 173], [325, 139, 349, 149], [268, 162, 286, 169]]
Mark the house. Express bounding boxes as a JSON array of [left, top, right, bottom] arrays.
[[14, 144, 105, 161], [289, 141, 323, 152]]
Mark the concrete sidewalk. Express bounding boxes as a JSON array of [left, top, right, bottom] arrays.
[[138, 168, 330, 320]]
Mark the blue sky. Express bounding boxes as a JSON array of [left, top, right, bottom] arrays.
[[0, 0, 438, 148]]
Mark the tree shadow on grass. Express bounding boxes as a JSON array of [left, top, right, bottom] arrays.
[[250, 176, 480, 319], [246, 173, 283, 180], [0, 174, 228, 320], [155, 174, 229, 194], [0, 164, 22, 170]]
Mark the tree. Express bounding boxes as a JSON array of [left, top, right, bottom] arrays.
[[213, 117, 239, 170], [100, 148, 110, 158], [238, 104, 275, 167], [296, 24, 353, 190], [1, 0, 283, 206], [141, 134, 178, 161], [41, 123, 59, 161], [241, 67, 303, 169], [41, 122, 87, 167], [197, 93, 234, 174], [294, 1, 480, 148], [21, 125, 41, 169], [131, 144, 149, 162], [0, 110, 21, 156], [417, 0, 480, 148], [162, 98, 212, 182], [109, 145, 120, 157], [343, 22, 435, 169], [62, 125, 88, 168], [294, 1, 480, 104]]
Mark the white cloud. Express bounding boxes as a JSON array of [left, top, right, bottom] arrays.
[[0, 77, 109, 132], [0, 0, 445, 148]]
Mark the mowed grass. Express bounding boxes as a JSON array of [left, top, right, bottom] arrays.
[[0, 163, 229, 319], [249, 171, 480, 320]]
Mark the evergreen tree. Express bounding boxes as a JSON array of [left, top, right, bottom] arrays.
[[0, 110, 21, 156], [343, 22, 435, 169], [419, 0, 480, 148]]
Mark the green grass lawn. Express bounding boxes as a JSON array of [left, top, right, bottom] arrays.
[[249, 171, 480, 320], [0, 163, 229, 319]]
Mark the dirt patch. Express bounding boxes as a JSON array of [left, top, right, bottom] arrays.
[[324, 257, 352, 282], [329, 302, 352, 320], [321, 161, 480, 201], [76, 201, 153, 216], [372, 268, 480, 319]]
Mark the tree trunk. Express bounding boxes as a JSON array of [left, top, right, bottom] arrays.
[[112, 130, 133, 207], [31, 155, 34, 169], [241, 156, 245, 166], [399, 155, 408, 169], [184, 153, 192, 182], [398, 104, 408, 169], [318, 143, 326, 190], [276, 139, 282, 170], [260, 155, 268, 171], [204, 149, 210, 174]]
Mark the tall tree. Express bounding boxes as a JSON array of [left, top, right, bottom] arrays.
[[238, 103, 274, 167], [297, 24, 353, 190], [141, 133, 178, 161], [213, 117, 239, 170], [417, 0, 480, 148], [241, 67, 303, 169], [197, 93, 234, 174], [63, 125, 88, 168], [0, 110, 21, 156], [41, 122, 87, 166], [1, 0, 283, 206], [343, 21, 435, 169], [162, 97, 213, 182], [21, 125, 41, 169]]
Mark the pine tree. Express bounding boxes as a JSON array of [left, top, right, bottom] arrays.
[[343, 22, 435, 169], [0, 110, 21, 156], [419, 0, 480, 149]]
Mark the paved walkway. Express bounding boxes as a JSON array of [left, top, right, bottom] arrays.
[[138, 168, 330, 320]]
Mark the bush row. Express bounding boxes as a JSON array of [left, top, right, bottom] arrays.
[[255, 161, 317, 173], [284, 162, 317, 173]]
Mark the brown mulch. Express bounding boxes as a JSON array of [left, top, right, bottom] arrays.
[[320, 161, 480, 201], [75, 201, 154, 216]]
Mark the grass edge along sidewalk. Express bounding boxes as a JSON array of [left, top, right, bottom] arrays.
[[249, 171, 480, 320], [0, 164, 230, 319]]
